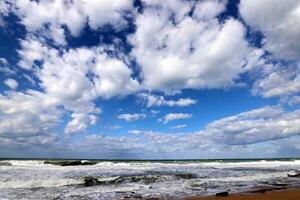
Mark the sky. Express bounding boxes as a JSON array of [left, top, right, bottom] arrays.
[[0, 0, 300, 159]]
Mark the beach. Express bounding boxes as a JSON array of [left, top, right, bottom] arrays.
[[186, 189, 300, 200]]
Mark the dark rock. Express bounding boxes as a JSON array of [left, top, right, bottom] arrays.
[[44, 160, 97, 166], [215, 191, 229, 197], [175, 173, 197, 179], [132, 194, 142, 198], [287, 173, 300, 177], [271, 183, 288, 187], [83, 176, 121, 187], [0, 161, 11, 166], [84, 177, 99, 187]]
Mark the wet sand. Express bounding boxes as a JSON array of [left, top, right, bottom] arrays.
[[186, 189, 300, 200]]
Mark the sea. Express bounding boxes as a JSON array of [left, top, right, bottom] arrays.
[[0, 158, 300, 200]]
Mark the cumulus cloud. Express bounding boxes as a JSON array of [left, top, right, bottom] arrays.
[[7, 0, 133, 45], [1, 0, 300, 158], [130, 0, 248, 92], [140, 93, 197, 107], [15, 37, 140, 133], [4, 79, 18, 90], [193, 0, 227, 20], [0, 58, 15, 75], [125, 106, 300, 156], [251, 64, 300, 98], [118, 113, 146, 122], [0, 90, 61, 138], [200, 106, 300, 145], [240, 0, 300, 61], [240, 0, 300, 99], [65, 113, 97, 134], [161, 113, 192, 124]]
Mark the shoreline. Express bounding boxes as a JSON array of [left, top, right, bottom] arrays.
[[185, 188, 300, 200]]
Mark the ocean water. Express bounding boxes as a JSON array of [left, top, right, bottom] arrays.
[[0, 159, 300, 199]]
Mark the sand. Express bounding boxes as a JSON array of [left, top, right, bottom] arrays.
[[186, 189, 300, 200]]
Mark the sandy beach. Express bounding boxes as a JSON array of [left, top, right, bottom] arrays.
[[186, 189, 300, 200]]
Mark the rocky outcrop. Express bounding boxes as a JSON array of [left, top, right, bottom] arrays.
[[287, 170, 300, 177], [0, 161, 11, 166], [287, 173, 300, 177], [174, 173, 197, 179], [215, 191, 229, 197], [84, 176, 121, 186], [44, 160, 97, 166]]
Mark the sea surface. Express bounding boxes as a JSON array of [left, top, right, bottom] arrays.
[[0, 159, 300, 199]]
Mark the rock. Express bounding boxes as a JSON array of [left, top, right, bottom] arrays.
[[44, 160, 97, 166], [175, 173, 197, 179], [271, 183, 288, 187], [132, 194, 142, 198], [287, 173, 300, 177], [215, 191, 229, 197], [84, 177, 99, 187], [0, 161, 11, 166], [83, 176, 121, 187]]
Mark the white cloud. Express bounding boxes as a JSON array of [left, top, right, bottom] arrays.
[[82, 0, 132, 30], [0, 58, 15, 74], [193, 0, 227, 20], [17, 38, 50, 70], [118, 113, 146, 122], [130, 0, 248, 92], [171, 124, 186, 129], [16, 37, 140, 133], [140, 93, 197, 107], [240, 1, 300, 99], [92, 54, 140, 99], [4, 79, 18, 90], [161, 113, 192, 124], [289, 96, 300, 105], [0, 90, 61, 138], [7, 0, 133, 45], [0, 0, 9, 26], [240, 0, 300, 61], [200, 106, 300, 145], [65, 113, 97, 134], [252, 65, 300, 98]]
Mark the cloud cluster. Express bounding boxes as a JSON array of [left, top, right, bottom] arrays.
[[1, 103, 300, 158], [0, 90, 61, 138], [139, 93, 197, 107], [118, 113, 146, 122], [130, 0, 248, 92], [240, 0, 300, 99], [8, 0, 133, 45], [161, 113, 192, 124], [1, 0, 300, 158], [4, 79, 18, 90], [16, 37, 140, 134], [240, 0, 300, 61], [200, 106, 300, 145]]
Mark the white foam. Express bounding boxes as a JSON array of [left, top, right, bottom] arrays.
[[2, 160, 45, 166], [0, 178, 83, 189], [201, 160, 300, 168]]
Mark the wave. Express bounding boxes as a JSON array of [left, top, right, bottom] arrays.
[[1, 159, 300, 169], [0, 178, 83, 189]]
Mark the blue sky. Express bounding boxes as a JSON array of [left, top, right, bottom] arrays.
[[0, 0, 300, 159]]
